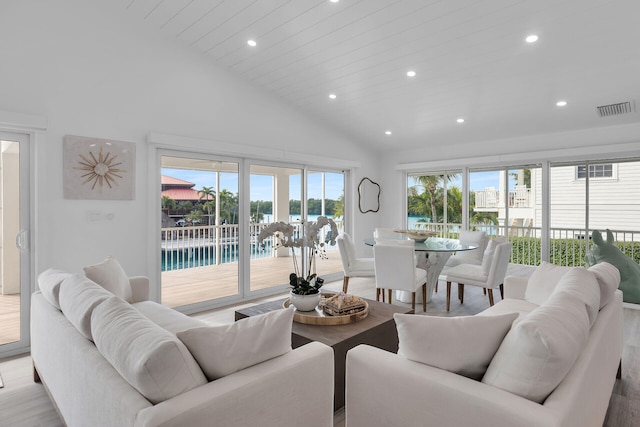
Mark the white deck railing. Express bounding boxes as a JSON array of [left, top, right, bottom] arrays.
[[474, 187, 532, 209], [161, 221, 341, 271], [410, 222, 640, 267]]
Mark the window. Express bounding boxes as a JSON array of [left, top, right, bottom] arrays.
[[577, 164, 613, 179]]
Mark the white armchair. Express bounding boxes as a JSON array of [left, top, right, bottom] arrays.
[[373, 227, 398, 241], [373, 240, 427, 311], [440, 241, 512, 311], [337, 232, 375, 293]]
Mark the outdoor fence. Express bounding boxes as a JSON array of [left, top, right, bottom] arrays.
[[411, 221, 640, 267]]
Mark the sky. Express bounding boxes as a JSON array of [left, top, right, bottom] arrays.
[[162, 168, 344, 201]]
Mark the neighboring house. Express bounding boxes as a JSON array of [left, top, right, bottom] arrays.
[[474, 162, 640, 235], [161, 175, 211, 203]]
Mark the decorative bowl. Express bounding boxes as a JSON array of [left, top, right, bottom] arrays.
[[394, 229, 437, 243]]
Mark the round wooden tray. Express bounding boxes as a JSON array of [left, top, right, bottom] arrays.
[[283, 294, 369, 325]]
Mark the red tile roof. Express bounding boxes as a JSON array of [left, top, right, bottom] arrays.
[[161, 175, 195, 188]]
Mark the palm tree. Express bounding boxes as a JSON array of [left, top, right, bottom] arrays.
[[410, 174, 460, 224], [176, 200, 192, 213], [198, 186, 215, 225], [333, 194, 345, 219], [218, 189, 238, 224], [161, 195, 176, 211]]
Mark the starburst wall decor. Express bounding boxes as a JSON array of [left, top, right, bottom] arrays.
[[63, 135, 135, 200]]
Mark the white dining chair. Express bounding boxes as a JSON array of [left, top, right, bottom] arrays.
[[337, 232, 375, 294], [373, 227, 398, 241], [436, 230, 488, 292], [440, 241, 512, 311], [373, 240, 427, 312]]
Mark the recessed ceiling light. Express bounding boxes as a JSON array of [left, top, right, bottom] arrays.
[[556, 100, 567, 107], [247, 39, 257, 47], [385, 130, 392, 135], [329, 93, 337, 99], [330, 0, 339, 3], [456, 118, 465, 123], [406, 70, 416, 77], [525, 34, 538, 43]]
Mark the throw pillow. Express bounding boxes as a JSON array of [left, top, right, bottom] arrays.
[[83, 256, 133, 302], [482, 292, 590, 403], [58, 274, 113, 340], [91, 297, 207, 404], [481, 237, 507, 273], [37, 268, 72, 310], [524, 261, 573, 305], [588, 262, 621, 309], [177, 308, 294, 381], [394, 312, 518, 380]]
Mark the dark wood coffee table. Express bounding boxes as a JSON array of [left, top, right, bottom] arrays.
[[235, 297, 413, 410]]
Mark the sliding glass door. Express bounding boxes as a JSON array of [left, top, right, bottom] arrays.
[[160, 154, 240, 309], [249, 164, 302, 293], [0, 131, 30, 357]]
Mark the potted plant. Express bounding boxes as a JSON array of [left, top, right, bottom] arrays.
[[258, 216, 338, 311]]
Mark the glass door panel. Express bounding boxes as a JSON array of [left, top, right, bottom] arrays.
[[0, 132, 30, 356], [160, 155, 239, 308], [549, 164, 586, 266], [249, 164, 302, 292], [307, 170, 344, 278]]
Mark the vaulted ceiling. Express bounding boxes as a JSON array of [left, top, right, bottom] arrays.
[[120, 0, 640, 151]]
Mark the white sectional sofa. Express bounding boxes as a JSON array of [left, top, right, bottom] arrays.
[[31, 261, 334, 427], [346, 262, 623, 427]]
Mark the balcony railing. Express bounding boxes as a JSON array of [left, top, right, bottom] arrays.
[[474, 186, 532, 209], [409, 222, 640, 267], [161, 221, 340, 272]]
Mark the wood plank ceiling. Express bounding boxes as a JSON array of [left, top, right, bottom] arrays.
[[120, 0, 640, 151]]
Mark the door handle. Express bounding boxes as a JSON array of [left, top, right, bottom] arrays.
[[15, 229, 29, 251]]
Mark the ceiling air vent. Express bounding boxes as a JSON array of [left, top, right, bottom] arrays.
[[596, 101, 636, 117]]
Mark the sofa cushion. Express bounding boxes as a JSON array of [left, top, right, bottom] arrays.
[[177, 308, 294, 381], [478, 298, 539, 321], [588, 262, 621, 309], [91, 297, 207, 404], [133, 301, 211, 334], [524, 261, 573, 305], [482, 291, 590, 403], [59, 274, 113, 341], [394, 312, 518, 380], [552, 267, 600, 328], [37, 268, 72, 310], [83, 256, 133, 302]]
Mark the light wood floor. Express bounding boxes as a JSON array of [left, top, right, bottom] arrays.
[[1, 277, 638, 426]]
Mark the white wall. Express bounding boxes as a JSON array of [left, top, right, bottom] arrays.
[[0, 0, 380, 279]]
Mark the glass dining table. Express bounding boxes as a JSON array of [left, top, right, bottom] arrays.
[[363, 237, 479, 303]]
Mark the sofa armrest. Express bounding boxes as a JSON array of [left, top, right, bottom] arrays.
[[135, 341, 334, 427], [129, 276, 150, 302], [503, 275, 528, 300], [346, 345, 559, 427]]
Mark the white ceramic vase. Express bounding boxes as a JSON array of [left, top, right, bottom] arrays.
[[289, 291, 321, 312]]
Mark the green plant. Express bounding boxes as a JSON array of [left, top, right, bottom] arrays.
[[289, 273, 324, 295]]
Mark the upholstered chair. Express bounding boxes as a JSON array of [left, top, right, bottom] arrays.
[[436, 230, 488, 292], [337, 232, 375, 294], [373, 227, 398, 241], [440, 241, 512, 311], [373, 240, 427, 312]]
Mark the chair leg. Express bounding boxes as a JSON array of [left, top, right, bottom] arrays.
[[459, 284, 464, 305], [446, 281, 451, 312], [483, 288, 486, 295], [499, 284, 504, 300], [342, 276, 350, 293], [435, 282, 438, 293], [411, 292, 416, 311], [422, 283, 427, 312], [388, 289, 392, 304], [487, 289, 495, 306], [376, 288, 380, 302]]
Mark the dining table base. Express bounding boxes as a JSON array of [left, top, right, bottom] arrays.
[[397, 251, 453, 304]]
